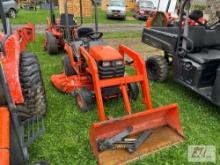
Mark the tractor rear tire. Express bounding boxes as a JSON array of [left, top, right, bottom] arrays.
[[19, 52, 47, 119], [75, 88, 94, 112], [128, 83, 139, 101], [146, 55, 168, 82], [46, 32, 58, 55], [63, 55, 76, 76]]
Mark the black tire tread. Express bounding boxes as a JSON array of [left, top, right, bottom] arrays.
[[128, 83, 139, 101], [63, 55, 76, 76], [146, 55, 168, 82], [46, 32, 58, 55], [76, 88, 93, 112], [19, 52, 47, 118]]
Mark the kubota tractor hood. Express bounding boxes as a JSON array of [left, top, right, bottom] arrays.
[[89, 45, 123, 61]]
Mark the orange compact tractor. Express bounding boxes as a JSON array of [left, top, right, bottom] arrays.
[[44, 0, 92, 55], [0, 1, 48, 164], [146, 0, 178, 28], [51, 0, 184, 164]]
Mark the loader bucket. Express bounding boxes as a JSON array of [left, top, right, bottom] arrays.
[[90, 104, 184, 165]]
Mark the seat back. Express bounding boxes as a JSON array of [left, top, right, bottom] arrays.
[[188, 26, 220, 51], [60, 14, 75, 27]]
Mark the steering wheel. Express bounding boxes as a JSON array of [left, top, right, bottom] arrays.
[[86, 32, 103, 40]]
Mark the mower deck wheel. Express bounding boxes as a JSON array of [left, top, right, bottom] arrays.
[[146, 55, 168, 82], [128, 83, 139, 101], [20, 52, 47, 119], [46, 32, 58, 55], [63, 55, 76, 76], [76, 88, 94, 112]]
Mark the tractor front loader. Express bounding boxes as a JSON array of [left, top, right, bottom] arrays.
[[51, 0, 185, 164], [0, 0, 48, 164]]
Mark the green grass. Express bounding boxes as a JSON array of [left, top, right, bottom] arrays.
[[11, 9, 59, 24], [27, 34, 220, 165], [11, 8, 144, 25]]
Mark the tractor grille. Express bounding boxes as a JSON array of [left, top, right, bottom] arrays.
[[98, 62, 125, 79]]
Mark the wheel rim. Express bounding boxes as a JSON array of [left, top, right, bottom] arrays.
[[9, 10, 16, 18]]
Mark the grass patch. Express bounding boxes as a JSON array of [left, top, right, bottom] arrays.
[[27, 35, 220, 164], [11, 9, 59, 24], [11, 8, 144, 25]]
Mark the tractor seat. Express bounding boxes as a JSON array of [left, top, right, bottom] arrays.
[[60, 14, 76, 27], [185, 25, 220, 64], [77, 27, 94, 38], [188, 49, 220, 64]]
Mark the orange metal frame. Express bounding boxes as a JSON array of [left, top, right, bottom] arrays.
[[0, 24, 35, 165], [80, 44, 152, 121], [0, 107, 10, 165], [0, 24, 35, 105], [52, 44, 154, 121]]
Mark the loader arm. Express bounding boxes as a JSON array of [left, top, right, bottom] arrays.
[[0, 23, 35, 104], [17, 24, 35, 52]]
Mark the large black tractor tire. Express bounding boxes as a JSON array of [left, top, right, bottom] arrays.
[[19, 52, 47, 119], [128, 83, 139, 101], [146, 55, 168, 82], [75, 88, 94, 112], [63, 55, 76, 76], [46, 32, 58, 55]]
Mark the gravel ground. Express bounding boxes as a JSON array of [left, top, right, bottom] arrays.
[[105, 38, 163, 58], [11, 23, 144, 33]]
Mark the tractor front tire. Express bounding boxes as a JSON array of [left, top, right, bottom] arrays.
[[20, 52, 47, 119], [46, 32, 58, 55], [75, 88, 94, 112], [146, 55, 168, 82], [63, 55, 76, 76], [128, 83, 139, 101]]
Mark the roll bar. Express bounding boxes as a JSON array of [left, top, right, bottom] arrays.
[[0, 0, 7, 34], [175, 0, 190, 55]]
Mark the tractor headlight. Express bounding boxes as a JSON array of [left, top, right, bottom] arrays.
[[102, 61, 111, 67], [115, 60, 123, 66]]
